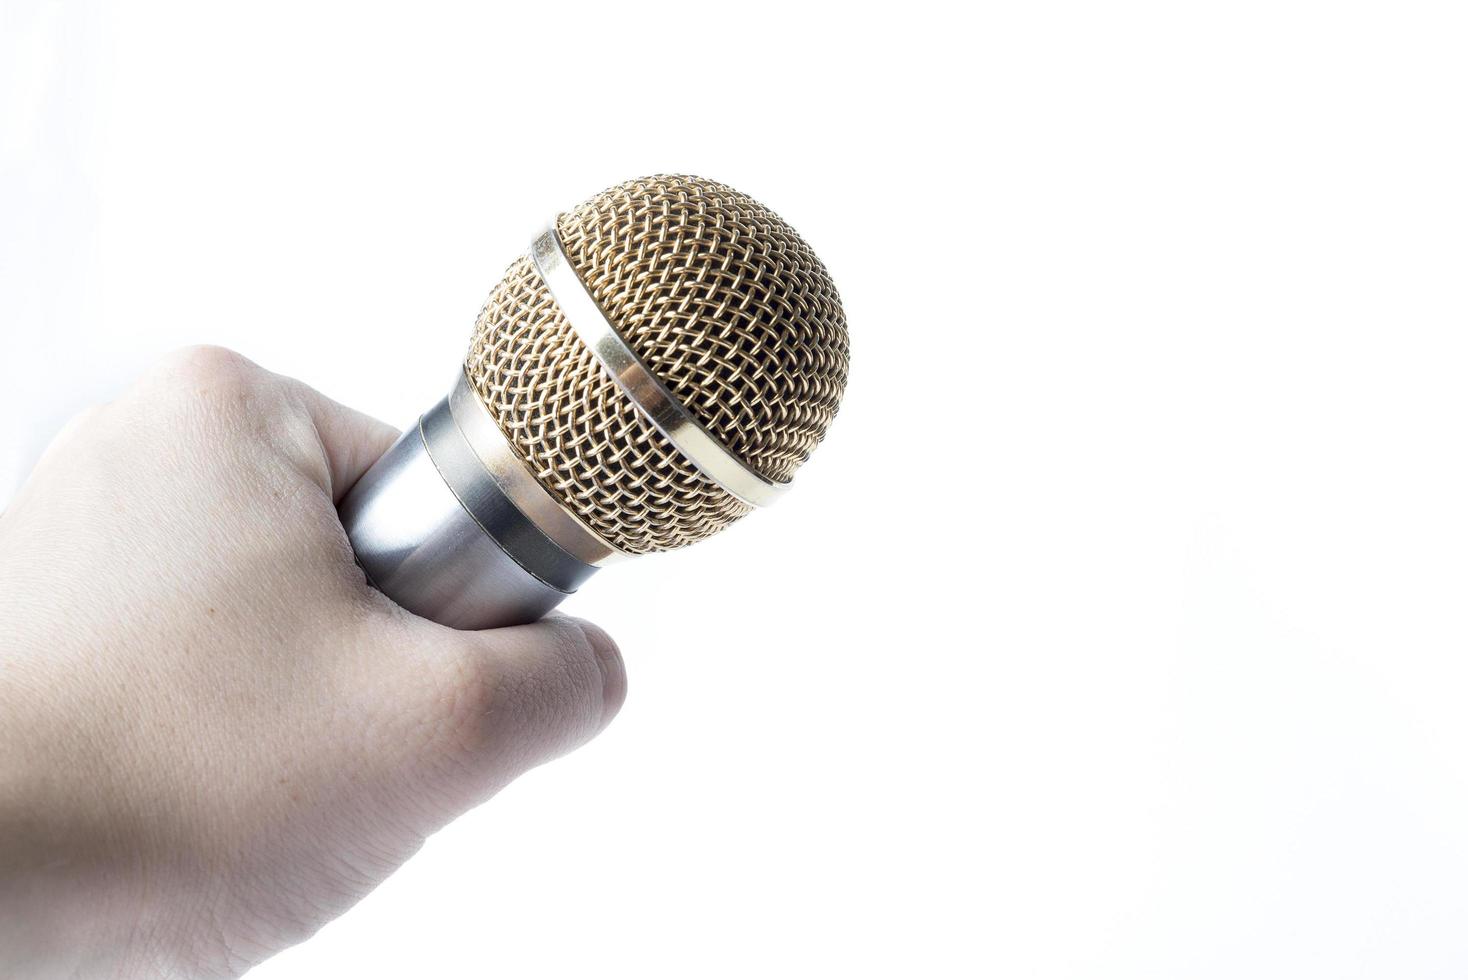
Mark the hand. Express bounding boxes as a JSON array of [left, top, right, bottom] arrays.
[[0, 347, 627, 978]]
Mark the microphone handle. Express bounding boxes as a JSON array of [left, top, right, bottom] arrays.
[[338, 382, 599, 630]]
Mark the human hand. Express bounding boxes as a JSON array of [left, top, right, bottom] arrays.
[[0, 346, 626, 978]]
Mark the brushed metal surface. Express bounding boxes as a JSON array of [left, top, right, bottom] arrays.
[[338, 407, 578, 630]]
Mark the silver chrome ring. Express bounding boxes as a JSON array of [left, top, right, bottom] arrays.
[[528, 224, 789, 508], [448, 369, 626, 567], [338, 411, 581, 630]]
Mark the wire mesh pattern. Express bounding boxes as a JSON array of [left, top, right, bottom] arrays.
[[556, 175, 849, 484], [464, 176, 849, 554], [466, 255, 751, 554]]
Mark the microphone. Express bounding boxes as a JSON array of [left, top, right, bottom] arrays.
[[338, 175, 850, 629]]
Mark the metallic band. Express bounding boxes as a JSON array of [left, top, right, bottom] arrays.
[[420, 395, 597, 592], [448, 369, 625, 567], [338, 408, 582, 630], [528, 225, 789, 508]]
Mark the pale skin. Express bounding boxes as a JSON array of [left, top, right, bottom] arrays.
[[0, 346, 626, 978]]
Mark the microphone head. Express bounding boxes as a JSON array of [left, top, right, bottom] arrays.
[[464, 175, 850, 555]]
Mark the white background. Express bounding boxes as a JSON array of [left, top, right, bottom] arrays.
[[5, 1, 1468, 976]]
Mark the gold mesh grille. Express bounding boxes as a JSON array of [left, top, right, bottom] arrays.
[[464, 175, 849, 554], [465, 255, 751, 554], [555, 175, 849, 483]]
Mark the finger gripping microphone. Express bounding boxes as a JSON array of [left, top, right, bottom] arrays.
[[339, 175, 850, 629]]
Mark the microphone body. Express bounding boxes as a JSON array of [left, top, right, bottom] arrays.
[[340, 373, 603, 630], [338, 176, 849, 630]]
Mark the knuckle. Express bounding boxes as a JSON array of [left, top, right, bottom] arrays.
[[566, 618, 625, 705], [149, 345, 261, 402], [426, 619, 625, 771], [535, 618, 626, 743], [547, 615, 599, 666], [543, 619, 604, 695], [160, 344, 251, 382], [127, 346, 276, 440], [428, 639, 511, 757]]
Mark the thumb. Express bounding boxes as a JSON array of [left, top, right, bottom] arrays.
[[392, 614, 628, 814], [283, 377, 401, 505]]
